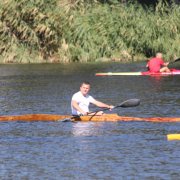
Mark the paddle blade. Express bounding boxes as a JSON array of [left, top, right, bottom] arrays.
[[170, 58, 180, 64], [174, 58, 180, 63], [117, 99, 140, 108]]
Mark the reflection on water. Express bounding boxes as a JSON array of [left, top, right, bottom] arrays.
[[72, 122, 97, 136], [0, 63, 180, 179], [72, 122, 107, 137]]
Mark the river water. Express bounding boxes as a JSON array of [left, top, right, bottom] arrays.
[[0, 62, 179, 179]]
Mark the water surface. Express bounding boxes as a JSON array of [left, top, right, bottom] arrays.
[[0, 62, 179, 179]]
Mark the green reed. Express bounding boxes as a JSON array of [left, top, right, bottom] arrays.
[[0, 0, 180, 63]]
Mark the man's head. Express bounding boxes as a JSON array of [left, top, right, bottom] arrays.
[[80, 81, 90, 96], [156, 52, 163, 59]]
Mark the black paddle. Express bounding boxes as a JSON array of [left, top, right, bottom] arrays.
[[169, 58, 180, 65], [62, 98, 140, 122], [88, 98, 140, 115], [98, 98, 140, 111]]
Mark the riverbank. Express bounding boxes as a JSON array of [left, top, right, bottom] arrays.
[[0, 53, 146, 64]]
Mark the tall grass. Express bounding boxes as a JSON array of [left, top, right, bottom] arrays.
[[0, 0, 63, 62], [0, 0, 180, 63]]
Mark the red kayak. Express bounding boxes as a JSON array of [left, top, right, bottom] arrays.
[[96, 69, 180, 76], [142, 69, 180, 76]]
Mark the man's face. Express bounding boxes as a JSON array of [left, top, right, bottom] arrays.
[[80, 83, 90, 96]]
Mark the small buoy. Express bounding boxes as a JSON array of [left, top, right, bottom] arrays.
[[167, 134, 180, 141]]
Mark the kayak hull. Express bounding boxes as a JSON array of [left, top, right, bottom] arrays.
[[142, 69, 180, 75], [167, 134, 180, 140], [0, 114, 180, 122], [95, 69, 180, 76]]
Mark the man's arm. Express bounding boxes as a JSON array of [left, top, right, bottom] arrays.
[[92, 99, 114, 109], [163, 62, 169, 66], [161, 58, 169, 66], [71, 100, 87, 115]]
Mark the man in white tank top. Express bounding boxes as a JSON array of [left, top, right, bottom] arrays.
[[71, 81, 114, 116]]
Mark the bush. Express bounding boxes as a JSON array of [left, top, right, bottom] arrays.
[[0, 0, 180, 63]]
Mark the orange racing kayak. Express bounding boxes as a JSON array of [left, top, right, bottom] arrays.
[[0, 114, 179, 122]]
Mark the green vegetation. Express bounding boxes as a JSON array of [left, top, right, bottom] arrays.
[[0, 0, 180, 63]]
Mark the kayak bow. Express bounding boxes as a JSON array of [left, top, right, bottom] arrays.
[[0, 114, 179, 122]]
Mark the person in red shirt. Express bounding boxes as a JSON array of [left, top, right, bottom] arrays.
[[146, 53, 170, 73]]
